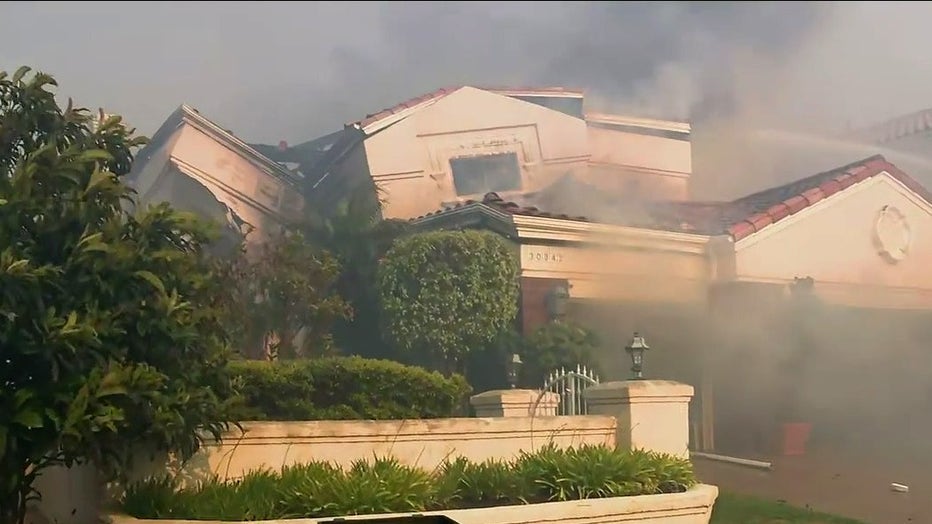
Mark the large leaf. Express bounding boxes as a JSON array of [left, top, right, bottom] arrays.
[[12, 409, 43, 429], [134, 270, 166, 294]]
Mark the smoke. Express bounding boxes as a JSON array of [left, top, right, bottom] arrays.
[[9, 2, 930, 200], [251, 2, 832, 139]]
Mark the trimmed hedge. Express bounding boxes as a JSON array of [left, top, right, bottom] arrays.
[[229, 357, 472, 420], [122, 444, 697, 520]]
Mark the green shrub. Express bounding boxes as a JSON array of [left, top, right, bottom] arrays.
[[378, 230, 520, 373], [520, 321, 601, 386], [229, 356, 472, 420], [122, 444, 697, 520]]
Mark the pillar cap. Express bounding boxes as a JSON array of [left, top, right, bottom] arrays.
[[470, 389, 556, 407], [583, 380, 694, 401]]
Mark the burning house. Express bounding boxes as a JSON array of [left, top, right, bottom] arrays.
[[134, 86, 932, 457]]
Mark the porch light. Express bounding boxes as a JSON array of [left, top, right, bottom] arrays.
[[625, 332, 650, 380], [506, 353, 523, 389], [546, 284, 570, 320]]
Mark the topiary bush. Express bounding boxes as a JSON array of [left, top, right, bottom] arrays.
[[378, 230, 520, 374], [122, 444, 698, 520], [229, 357, 472, 420]]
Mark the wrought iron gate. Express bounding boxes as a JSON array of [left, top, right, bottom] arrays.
[[532, 365, 600, 416]]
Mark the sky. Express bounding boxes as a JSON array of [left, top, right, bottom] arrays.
[[4, 1, 932, 197]]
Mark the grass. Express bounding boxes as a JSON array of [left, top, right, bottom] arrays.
[[711, 492, 867, 523], [121, 444, 696, 521]]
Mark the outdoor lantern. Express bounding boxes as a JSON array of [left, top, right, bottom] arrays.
[[546, 284, 570, 320], [507, 353, 523, 389], [625, 332, 650, 380]]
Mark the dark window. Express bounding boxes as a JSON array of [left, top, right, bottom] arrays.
[[450, 153, 522, 196]]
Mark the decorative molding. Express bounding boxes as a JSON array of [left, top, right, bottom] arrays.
[[177, 105, 296, 186], [874, 204, 911, 263], [511, 215, 711, 254]]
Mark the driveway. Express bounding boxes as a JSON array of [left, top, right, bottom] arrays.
[[694, 449, 929, 524]]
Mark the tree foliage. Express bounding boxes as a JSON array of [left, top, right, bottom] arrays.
[[519, 321, 601, 386], [226, 230, 351, 359], [465, 321, 601, 391], [0, 67, 237, 523], [302, 185, 408, 359], [377, 230, 519, 373]]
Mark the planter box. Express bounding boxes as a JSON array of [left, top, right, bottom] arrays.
[[109, 484, 718, 524]]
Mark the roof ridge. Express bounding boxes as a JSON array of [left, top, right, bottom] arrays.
[[728, 154, 886, 205], [350, 85, 586, 131], [410, 155, 932, 242]]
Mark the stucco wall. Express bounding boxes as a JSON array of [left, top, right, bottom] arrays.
[[33, 415, 616, 524], [161, 416, 616, 482], [734, 174, 932, 308], [155, 124, 299, 244], [366, 88, 591, 219], [354, 88, 696, 220], [520, 242, 711, 304], [111, 484, 719, 524], [586, 126, 691, 200]]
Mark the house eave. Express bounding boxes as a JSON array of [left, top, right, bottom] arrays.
[[511, 215, 711, 254], [176, 105, 298, 186]]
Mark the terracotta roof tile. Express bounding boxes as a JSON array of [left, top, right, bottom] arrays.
[[412, 155, 931, 242], [414, 192, 590, 222], [720, 155, 923, 241]]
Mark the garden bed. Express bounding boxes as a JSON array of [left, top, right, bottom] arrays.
[[117, 444, 716, 523]]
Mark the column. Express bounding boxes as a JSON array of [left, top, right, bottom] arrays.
[[583, 380, 694, 459]]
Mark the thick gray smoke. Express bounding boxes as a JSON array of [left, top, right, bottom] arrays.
[[238, 2, 831, 139], [11, 2, 932, 200], [0, 2, 827, 143]]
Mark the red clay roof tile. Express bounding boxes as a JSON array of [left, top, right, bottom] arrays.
[[412, 155, 931, 242]]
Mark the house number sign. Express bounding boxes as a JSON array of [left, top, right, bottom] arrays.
[[525, 250, 564, 263]]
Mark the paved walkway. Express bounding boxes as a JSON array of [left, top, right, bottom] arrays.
[[694, 450, 929, 524]]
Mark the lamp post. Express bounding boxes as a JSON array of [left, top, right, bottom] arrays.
[[625, 332, 650, 380], [506, 353, 523, 389], [546, 284, 570, 321]]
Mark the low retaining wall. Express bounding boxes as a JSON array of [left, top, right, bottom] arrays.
[[167, 415, 617, 481], [110, 484, 719, 524], [34, 415, 616, 524]]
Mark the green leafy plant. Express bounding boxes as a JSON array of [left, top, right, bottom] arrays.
[[302, 184, 410, 360], [378, 230, 520, 374], [229, 356, 472, 420], [226, 230, 351, 359], [0, 67, 238, 523], [121, 444, 697, 520], [520, 321, 601, 386], [465, 321, 601, 392]]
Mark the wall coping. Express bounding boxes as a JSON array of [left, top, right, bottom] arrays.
[[469, 389, 558, 407], [584, 380, 695, 403], [226, 416, 614, 440], [109, 483, 718, 524]]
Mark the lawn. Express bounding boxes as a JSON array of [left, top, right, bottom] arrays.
[[712, 492, 867, 523]]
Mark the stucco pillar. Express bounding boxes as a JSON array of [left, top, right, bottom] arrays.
[[583, 380, 694, 458], [470, 389, 560, 417]]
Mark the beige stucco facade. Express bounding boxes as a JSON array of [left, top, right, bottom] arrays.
[[110, 485, 719, 524], [307, 86, 692, 220], [130, 106, 302, 246], [484, 169, 932, 311], [730, 174, 932, 309]]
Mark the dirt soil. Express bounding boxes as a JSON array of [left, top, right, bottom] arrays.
[[695, 448, 930, 524]]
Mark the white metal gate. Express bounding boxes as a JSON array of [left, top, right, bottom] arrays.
[[534, 365, 600, 416]]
